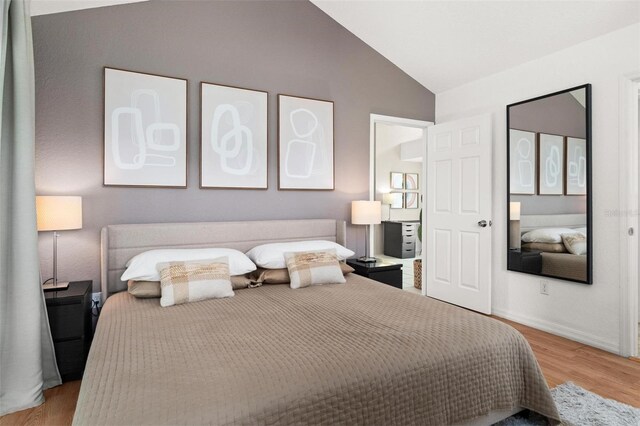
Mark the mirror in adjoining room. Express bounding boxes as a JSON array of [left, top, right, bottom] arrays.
[[507, 84, 592, 284]]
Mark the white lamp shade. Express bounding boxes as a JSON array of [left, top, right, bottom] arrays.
[[36, 196, 83, 231], [382, 193, 394, 205], [351, 200, 382, 225], [510, 201, 521, 221]]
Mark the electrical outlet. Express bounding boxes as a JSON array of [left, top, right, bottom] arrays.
[[540, 281, 549, 295], [91, 292, 102, 307]]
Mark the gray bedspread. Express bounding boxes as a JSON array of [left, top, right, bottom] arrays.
[[73, 274, 559, 425]]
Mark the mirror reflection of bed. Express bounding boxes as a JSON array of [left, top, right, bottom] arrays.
[[509, 213, 587, 282]]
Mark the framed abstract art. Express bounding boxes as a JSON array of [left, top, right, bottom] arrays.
[[565, 137, 587, 195], [278, 94, 334, 190], [537, 133, 564, 195], [200, 82, 268, 189], [104, 67, 187, 187]]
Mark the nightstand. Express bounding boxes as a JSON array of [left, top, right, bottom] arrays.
[[508, 249, 543, 274], [347, 259, 403, 289], [45, 280, 93, 382]]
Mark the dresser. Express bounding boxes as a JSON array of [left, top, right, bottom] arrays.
[[45, 281, 93, 382], [383, 221, 419, 258]]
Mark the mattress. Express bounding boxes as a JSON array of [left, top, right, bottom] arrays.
[[73, 274, 559, 425]]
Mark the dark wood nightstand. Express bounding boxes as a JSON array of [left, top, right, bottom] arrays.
[[45, 280, 93, 382], [347, 259, 403, 289], [508, 249, 543, 274]]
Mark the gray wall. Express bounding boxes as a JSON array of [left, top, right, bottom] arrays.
[[509, 92, 587, 215], [32, 0, 435, 292]]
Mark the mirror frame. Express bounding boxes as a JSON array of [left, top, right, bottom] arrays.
[[506, 83, 592, 284]]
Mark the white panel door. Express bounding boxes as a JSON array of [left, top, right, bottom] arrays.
[[425, 114, 492, 314]]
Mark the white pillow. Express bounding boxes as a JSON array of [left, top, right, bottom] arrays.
[[574, 227, 587, 236], [121, 248, 256, 282], [521, 228, 576, 244], [246, 240, 355, 269]]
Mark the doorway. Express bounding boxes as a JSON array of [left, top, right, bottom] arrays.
[[369, 114, 432, 295]]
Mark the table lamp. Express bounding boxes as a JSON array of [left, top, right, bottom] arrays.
[[509, 201, 521, 250], [36, 196, 83, 291], [351, 200, 381, 263]]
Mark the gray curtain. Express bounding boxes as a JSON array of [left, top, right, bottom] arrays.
[[0, 0, 61, 416]]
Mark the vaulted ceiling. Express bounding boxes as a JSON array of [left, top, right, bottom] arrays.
[[311, 1, 640, 92]]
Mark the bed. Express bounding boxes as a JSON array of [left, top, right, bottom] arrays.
[[520, 214, 587, 281], [73, 219, 559, 425]]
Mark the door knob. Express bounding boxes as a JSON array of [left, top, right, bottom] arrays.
[[478, 220, 488, 228]]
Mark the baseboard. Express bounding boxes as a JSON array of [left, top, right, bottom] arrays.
[[493, 308, 620, 354]]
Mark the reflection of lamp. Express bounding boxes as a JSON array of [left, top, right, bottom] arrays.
[[509, 201, 521, 249], [351, 200, 381, 263], [382, 193, 394, 221], [36, 196, 83, 291]]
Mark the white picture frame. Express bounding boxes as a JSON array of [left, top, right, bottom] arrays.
[[390, 172, 404, 189], [405, 173, 419, 190], [405, 192, 419, 209], [278, 95, 334, 190], [538, 133, 564, 195], [509, 129, 536, 195], [104, 67, 187, 187], [200, 82, 268, 189], [389, 192, 404, 209], [565, 137, 587, 195]]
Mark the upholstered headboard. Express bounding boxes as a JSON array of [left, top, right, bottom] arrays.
[[520, 214, 586, 233], [100, 219, 347, 301]]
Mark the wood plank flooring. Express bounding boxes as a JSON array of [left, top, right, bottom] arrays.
[[496, 317, 640, 408], [0, 381, 80, 426], [1, 318, 639, 425]]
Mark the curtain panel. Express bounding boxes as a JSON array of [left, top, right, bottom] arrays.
[[0, 0, 61, 416]]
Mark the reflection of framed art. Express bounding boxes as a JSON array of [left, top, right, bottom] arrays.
[[278, 95, 334, 190], [509, 129, 536, 195], [565, 137, 586, 195], [200, 82, 268, 189], [389, 192, 404, 209], [390, 172, 404, 189], [405, 173, 419, 190], [537, 133, 564, 195], [405, 192, 419, 209], [104, 67, 187, 187]]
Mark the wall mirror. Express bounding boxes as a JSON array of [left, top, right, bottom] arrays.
[[507, 84, 592, 284]]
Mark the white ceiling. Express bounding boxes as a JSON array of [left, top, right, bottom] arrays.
[[312, 1, 640, 93], [30, 1, 640, 93]]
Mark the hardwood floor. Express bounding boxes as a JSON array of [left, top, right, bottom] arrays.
[[1, 318, 639, 425], [496, 317, 640, 408], [0, 380, 80, 426]]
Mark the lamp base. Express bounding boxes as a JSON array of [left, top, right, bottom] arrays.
[[357, 256, 378, 264], [43, 281, 70, 292]]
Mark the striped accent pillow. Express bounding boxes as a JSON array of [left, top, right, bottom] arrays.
[[284, 249, 346, 289], [157, 257, 234, 307]]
